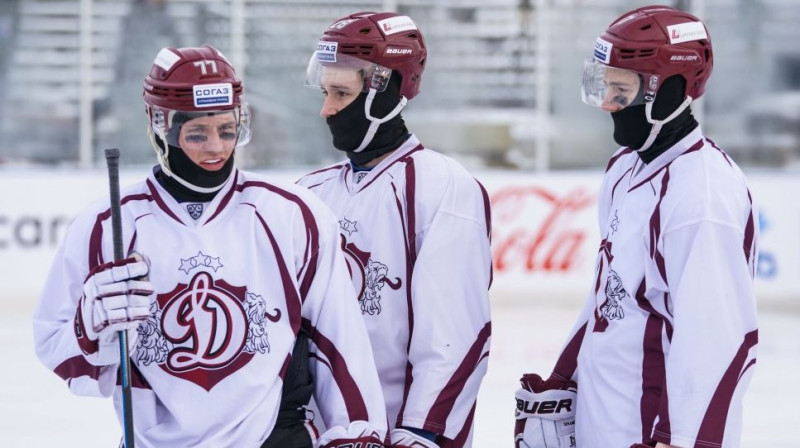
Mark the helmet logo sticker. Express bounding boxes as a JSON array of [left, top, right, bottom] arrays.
[[376, 15, 417, 35], [193, 82, 233, 108], [667, 21, 708, 44], [593, 37, 613, 64], [316, 41, 338, 62], [153, 48, 180, 71]]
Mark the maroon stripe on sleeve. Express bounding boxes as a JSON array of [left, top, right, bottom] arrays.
[[634, 281, 670, 445], [551, 322, 588, 381], [300, 162, 348, 179], [606, 148, 634, 172], [238, 181, 320, 303], [302, 318, 370, 422], [694, 330, 758, 444], [450, 400, 476, 448], [743, 190, 756, 266], [359, 144, 424, 191], [88, 193, 154, 269], [403, 158, 418, 264], [278, 354, 292, 381], [611, 167, 633, 200], [54, 356, 104, 382], [425, 323, 491, 429], [476, 179, 493, 287], [648, 168, 670, 283], [705, 137, 733, 167], [252, 207, 302, 334]]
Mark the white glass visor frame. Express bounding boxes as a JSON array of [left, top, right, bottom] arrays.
[[581, 59, 649, 111]]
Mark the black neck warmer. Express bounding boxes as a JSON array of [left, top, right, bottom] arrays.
[[153, 140, 234, 203], [326, 73, 410, 166], [610, 75, 699, 163]]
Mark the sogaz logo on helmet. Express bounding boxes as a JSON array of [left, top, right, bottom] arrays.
[[316, 41, 338, 63], [593, 37, 613, 64], [193, 83, 233, 108]]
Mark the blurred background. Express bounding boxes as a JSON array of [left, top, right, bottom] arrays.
[[2, 0, 800, 446], [1, 0, 799, 171]]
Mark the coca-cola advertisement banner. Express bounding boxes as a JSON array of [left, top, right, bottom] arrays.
[[1, 169, 797, 305]]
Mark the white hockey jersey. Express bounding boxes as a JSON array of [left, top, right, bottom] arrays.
[[297, 135, 492, 446], [551, 128, 758, 447], [33, 168, 387, 448]]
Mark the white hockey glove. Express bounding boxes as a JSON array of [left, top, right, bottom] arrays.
[[514, 373, 577, 448], [315, 421, 385, 448], [389, 428, 439, 448], [75, 254, 154, 366]]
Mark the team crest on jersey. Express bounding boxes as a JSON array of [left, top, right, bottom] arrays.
[[339, 235, 402, 315], [600, 269, 628, 320], [134, 271, 281, 391]]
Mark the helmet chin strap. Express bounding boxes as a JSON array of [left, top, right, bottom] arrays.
[[352, 88, 408, 153], [147, 127, 230, 194], [638, 95, 693, 152]]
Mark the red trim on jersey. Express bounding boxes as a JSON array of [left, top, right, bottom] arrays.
[[690, 330, 758, 445], [611, 167, 633, 201], [744, 190, 756, 270], [278, 354, 292, 381], [424, 323, 491, 431], [649, 168, 670, 283], [450, 400, 477, 448], [237, 181, 320, 305], [88, 192, 156, 269], [358, 144, 425, 191], [628, 139, 704, 193], [203, 170, 239, 223], [145, 180, 183, 224], [302, 318, 370, 422], [634, 281, 670, 445], [476, 179, 493, 287], [606, 148, 634, 172], [705, 137, 733, 167], [54, 355, 104, 383], [551, 322, 588, 381], [252, 207, 302, 335]]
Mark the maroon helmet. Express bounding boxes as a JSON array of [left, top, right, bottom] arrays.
[[582, 5, 713, 110], [143, 44, 251, 149], [305, 11, 427, 100]]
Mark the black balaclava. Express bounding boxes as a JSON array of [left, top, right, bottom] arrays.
[[326, 72, 410, 166], [610, 75, 699, 163], [153, 111, 235, 202]]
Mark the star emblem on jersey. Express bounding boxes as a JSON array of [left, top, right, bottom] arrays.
[[179, 251, 223, 274], [186, 203, 203, 220], [339, 217, 358, 236], [135, 272, 281, 391]]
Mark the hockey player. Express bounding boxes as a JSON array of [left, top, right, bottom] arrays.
[[514, 6, 758, 448], [298, 12, 493, 448], [33, 45, 387, 448]]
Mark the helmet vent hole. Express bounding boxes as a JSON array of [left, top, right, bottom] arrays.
[[359, 27, 372, 34], [406, 32, 419, 39], [640, 24, 652, 31]]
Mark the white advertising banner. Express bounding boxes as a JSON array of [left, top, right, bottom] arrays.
[[1, 168, 797, 306]]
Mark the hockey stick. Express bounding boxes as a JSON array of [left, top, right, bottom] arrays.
[[104, 148, 135, 448]]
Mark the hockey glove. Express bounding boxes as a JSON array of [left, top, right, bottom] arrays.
[[316, 421, 384, 448], [514, 373, 577, 448], [389, 428, 439, 448], [75, 254, 154, 366]]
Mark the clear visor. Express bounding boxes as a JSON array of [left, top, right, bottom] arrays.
[[581, 59, 647, 111], [150, 103, 251, 149], [304, 51, 392, 95]]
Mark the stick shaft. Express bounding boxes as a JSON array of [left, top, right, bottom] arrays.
[[104, 148, 135, 448]]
